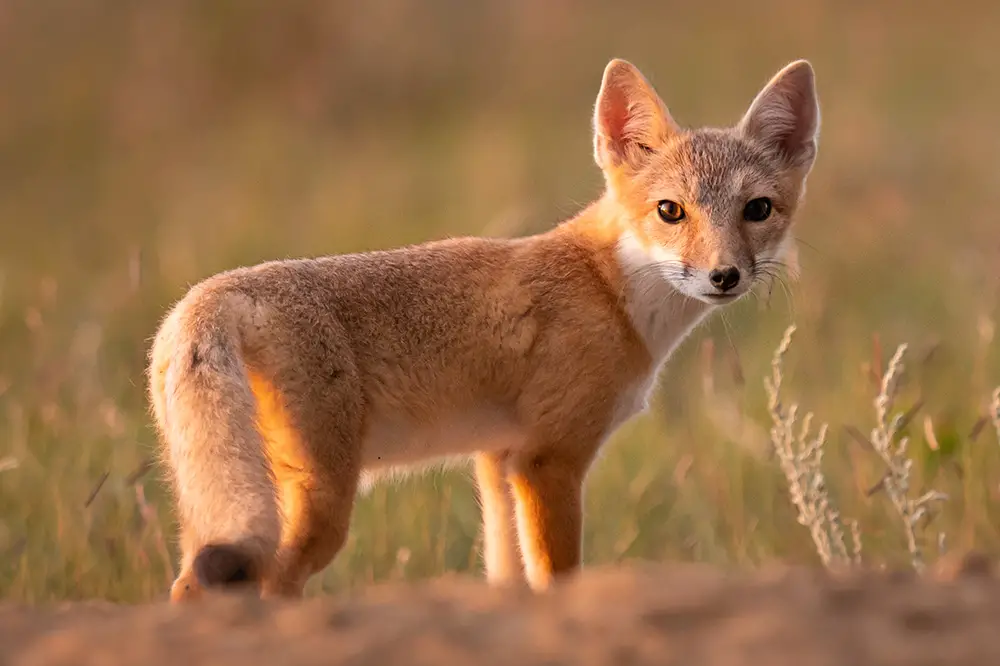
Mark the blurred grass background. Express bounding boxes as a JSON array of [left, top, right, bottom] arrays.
[[1, 0, 999, 603]]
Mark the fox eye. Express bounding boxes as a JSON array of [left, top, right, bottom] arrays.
[[743, 197, 772, 222], [656, 200, 685, 224]]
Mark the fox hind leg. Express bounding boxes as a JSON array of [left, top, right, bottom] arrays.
[[248, 368, 363, 598], [266, 468, 360, 597]]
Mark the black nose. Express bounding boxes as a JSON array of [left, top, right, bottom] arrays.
[[709, 265, 741, 291]]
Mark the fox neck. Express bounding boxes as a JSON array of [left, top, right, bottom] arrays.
[[556, 196, 715, 363]]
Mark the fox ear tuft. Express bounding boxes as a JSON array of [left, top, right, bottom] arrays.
[[738, 60, 820, 172], [593, 59, 679, 173]]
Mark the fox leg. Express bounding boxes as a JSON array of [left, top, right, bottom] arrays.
[[266, 467, 359, 598], [508, 445, 596, 592], [248, 368, 363, 599], [169, 526, 214, 602], [474, 451, 524, 586]]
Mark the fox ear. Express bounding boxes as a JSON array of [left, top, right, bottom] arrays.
[[593, 59, 679, 172], [738, 60, 820, 171]]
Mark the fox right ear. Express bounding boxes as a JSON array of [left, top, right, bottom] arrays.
[[593, 59, 679, 173]]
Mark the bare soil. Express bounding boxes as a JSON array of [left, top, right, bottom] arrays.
[[3, 557, 999, 665]]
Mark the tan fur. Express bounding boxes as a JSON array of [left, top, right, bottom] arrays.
[[149, 58, 821, 600]]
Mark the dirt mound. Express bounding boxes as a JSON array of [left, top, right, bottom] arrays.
[[3, 559, 1000, 665]]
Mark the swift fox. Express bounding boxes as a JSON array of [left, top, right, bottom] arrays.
[[149, 57, 820, 601]]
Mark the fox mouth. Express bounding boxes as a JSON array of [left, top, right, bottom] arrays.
[[700, 292, 741, 304]]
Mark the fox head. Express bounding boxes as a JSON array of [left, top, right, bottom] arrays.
[[594, 58, 820, 306]]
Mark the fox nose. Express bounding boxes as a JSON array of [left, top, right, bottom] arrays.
[[709, 265, 741, 292]]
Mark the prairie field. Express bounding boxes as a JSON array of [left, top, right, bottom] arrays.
[[1, 0, 999, 611]]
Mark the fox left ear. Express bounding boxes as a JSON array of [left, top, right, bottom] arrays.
[[738, 60, 820, 172]]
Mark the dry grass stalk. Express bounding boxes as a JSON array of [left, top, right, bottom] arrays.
[[83, 471, 109, 509], [867, 343, 948, 574], [765, 324, 859, 571]]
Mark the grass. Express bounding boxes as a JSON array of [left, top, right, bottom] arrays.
[[1, 0, 1000, 603], [764, 324, 859, 572], [764, 324, 984, 575]]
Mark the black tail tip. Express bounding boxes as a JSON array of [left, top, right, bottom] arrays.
[[192, 543, 259, 590]]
